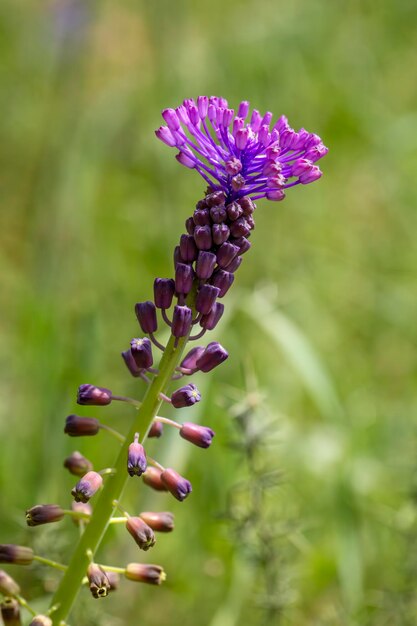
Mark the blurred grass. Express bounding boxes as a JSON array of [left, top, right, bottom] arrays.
[[1, 0, 417, 624]]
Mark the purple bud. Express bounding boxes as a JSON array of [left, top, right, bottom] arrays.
[[237, 196, 255, 216], [196, 251, 216, 280], [139, 511, 174, 532], [142, 467, 168, 492], [121, 349, 142, 377], [292, 158, 313, 177], [160, 468, 192, 502], [135, 301, 157, 333], [173, 245, 182, 267], [195, 285, 220, 315], [130, 337, 153, 369], [196, 341, 229, 373], [77, 384, 112, 406], [193, 208, 211, 226], [179, 234, 198, 262], [210, 205, 227, 223], [87, 563, 110, 599], [266, 189, 285, 201], [194, 225, 212, 250], [127, 437, 147, 477], [161, 108, 180, 131], [197, 95, 208, 118], [0, 571, 20, 596], [210, 270, 234, 297], [64, 415, 100, 437], [154, 278, 175, 309], [224, 255, 242, 273], [126, 517, 156, 551], [71, 471, 103, 502], [230, 217, 250, 238], [226, 202, 243, 221], [235, 128, 249, 150], [64, 451, 93, 476], [216, 242, 239, 269], [185, 217, 195, 235], [175, 263, 194, 294], [171, 383, 201, 408], [212, 223, 230, 246], [155, 126, 176, 147], [0, 544, 34, 565], [1, 598, 21, 626], [237, 100, 249, 118], [231, 174, 245, 191], [246, 215, 255, 230], [176, 151, 195, 168], [180, 346, 205, 371], [299, 166, 322, 184], [171, 305, 192, 338], [231, 236, 251, 254], [125, 563, 166, 585], [205, 191, 226, 207], [180, 423, 215, 448], [26, 504, 64, 527], [200, 302, 224, 330], [148, 421, 163, 438], [225, 157, 242, 175]]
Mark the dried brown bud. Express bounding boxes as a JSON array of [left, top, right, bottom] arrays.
[[63, 451, 93, 476], [1, 598, 21, 626], [148, 421, 163, 438], [139, 511, 174, 533], [0, 545, 34, 565], [87, 563, 110, 599], [64, 415, 100, 437], [71, 471, 103, 503], [0, 570, 20, 596], [106, 571, 120, 592], [142, 467, 168, 492], [29, 616, 52, 626], [125, 563, 166, 585], [26, 504, 64, 527], [126, 517, 155, 551]]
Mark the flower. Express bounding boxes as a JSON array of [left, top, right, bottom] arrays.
[[156, 97, 327, 203]]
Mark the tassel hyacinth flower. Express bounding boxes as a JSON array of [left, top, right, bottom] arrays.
[[0, 97, 326, 625]]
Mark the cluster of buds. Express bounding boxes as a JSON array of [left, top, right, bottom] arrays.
[[0, 97, 326, 624]]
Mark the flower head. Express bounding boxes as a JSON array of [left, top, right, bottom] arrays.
[[156, 97, 327, 203]]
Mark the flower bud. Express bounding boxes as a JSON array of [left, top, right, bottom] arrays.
[[231, 236, 251, 254], [185, 217, 195, 235], [71, 471, 103, 503], [160, 468, 192, 502], [193, 208, 211, 226], [210, 270, 234, 297], [171, 383, 201, 408], [216, 242, 239, 269], [0, 545, 33, 565], [1, 598, 21, 626], [210, 205, 227, 223], [148, 421, 163, 438], [212, 223, 230, 245], [171, 305, 192, 338], [175, 263, 194, 295], [226, 201, 243, 221], [205, 191, 225, 207], [64, 415, 100, 437], [139, 511, 174, 533], [127, 436, 147, 477], [194, 225, 212, 250], [125, 563, 166, 585], [126, 517, 156, 551], [179, 234, 198, 262], [180, 423, 215, 448], [106, 571, 120, 591], [130, 337, 153, 369], [196, 251, 216, 280], [71, 501, 92, 525], [87, 563, 110, 599], [230, 217, 250, 238], [153, 278, 175, 309], [29, 616, 52, 626], [77, 384, 112, 406], [237, 196, 255, 216], [200, 302, 224, 330], [0, 570, 20, 596], [26, 504, 64, 527], [195, 285, 220, 315], [121, 349, 142, 377], [224, 255, 242, 273], [135, 301, 158, 333], [64, 451, 93, 476], [196, 341, 229, 373], [180, 346, 205, 371], [142, 467, 168, 492]]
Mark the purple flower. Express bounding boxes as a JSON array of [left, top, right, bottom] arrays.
[[155, 97, 327, 203], [130, 337, 153, 369], [171, 383, 201, 408], [127, 435, 147, 477]]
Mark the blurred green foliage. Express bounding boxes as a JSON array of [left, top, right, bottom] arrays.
[[1, 0, 417, 624]]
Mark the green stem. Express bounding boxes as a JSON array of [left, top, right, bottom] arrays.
[[48, 331, 190, 625]]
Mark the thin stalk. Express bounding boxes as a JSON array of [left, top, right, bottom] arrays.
[[33, 555, 68, 573], [48, 327, 192, 624]]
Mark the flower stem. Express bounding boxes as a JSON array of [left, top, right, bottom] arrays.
[[48, 330, 191, 625]]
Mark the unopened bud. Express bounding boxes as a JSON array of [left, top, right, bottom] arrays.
[[130, 337, 153, 369], [171, 383, 201, 408], [237, 196, 255, 216], [126, 517, 156, 551], [71, 501, 92, 525], [179, 235, 198, 263], [205, 191, 226, 207], [210, 270, 234, 297], [195, 341, 229, 373], [175, 263, 194, 295], [139, 511, 174, 533], [64, 415, 100, 437], [195, 285, 220, 315], [71, 471, 103, 503], [180, 423, 215, 448], [29, 616, 52, 626], [1, 598, 21, 626], [180, 346, 205, 372], [127, 436, 147, 477], [148, 421, 163, 438], [0, 545, 33, 565], [160, 468, 192, 502], [77, 384, 112, 406], [171, 305, 192, 338], [200, 302, 224, 330], [121, 349, 142, 377], [26, 504, 64, 527], [153, 278, 175, 309], [87, 563, 110, 599], [106, 571, 120, 591], [64, 451, 93, 476], [212, 223, 230, 246], [135, 301, 158, 334], [196, 251, 216, 280], [0, 570, 20, 596], [216, 242, 239, 269], [125, 563, 166, 585], [142, 467, 168, 492]]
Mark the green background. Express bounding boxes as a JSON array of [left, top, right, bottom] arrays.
[[1, 0, 417, 624]]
